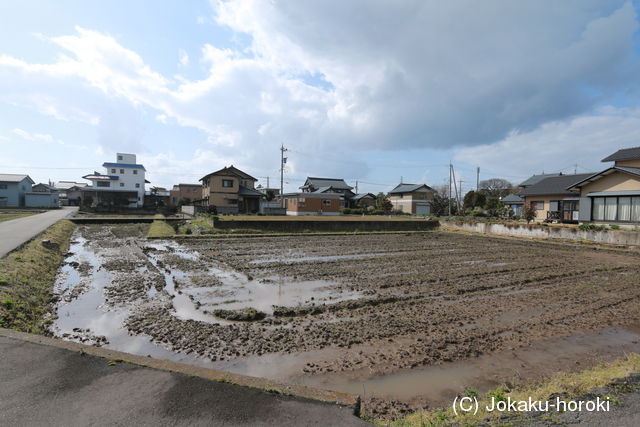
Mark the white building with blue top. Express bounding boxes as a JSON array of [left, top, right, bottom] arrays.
[[82, 153, 147, 208]]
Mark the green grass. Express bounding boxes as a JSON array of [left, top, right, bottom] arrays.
[[390, 353, 640, 426], [147, 220, 175, 238], [0, 213, 36, 223], [0, 220, 75, 334]]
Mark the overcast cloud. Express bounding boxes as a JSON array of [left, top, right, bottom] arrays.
[[0, 1, 639, 189]]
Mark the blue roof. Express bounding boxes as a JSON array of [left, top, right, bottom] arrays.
[[103, 162, 146, 170]]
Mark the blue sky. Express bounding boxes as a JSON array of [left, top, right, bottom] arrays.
[[1, 0, 640, 195]]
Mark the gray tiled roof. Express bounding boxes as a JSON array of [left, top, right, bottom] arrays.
[[388, 183, 433, 194], [519, 173, 594, 196], [518, 173, 562, 187], [238, 186, 264, 196], [351, 193, 375, 200], [501, 194, 524, 203], [301, 177, 353, 190], [0, 174, 34, 183], [602, 147, 640, 162]]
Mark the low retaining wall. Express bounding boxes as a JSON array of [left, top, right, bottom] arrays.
[[70, 217, 185, 224], [443, 220, 640, 246], [214, 219, 440, 232]]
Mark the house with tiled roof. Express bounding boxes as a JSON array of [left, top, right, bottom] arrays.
[[387, 183, 434, 214], [567, 147, 640, 224], [0, 174, 35, 207], [518, 173, 594, 222], [199, 165, 263, 214]]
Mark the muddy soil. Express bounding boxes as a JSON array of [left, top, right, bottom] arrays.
[[51, 225, 640, 415]]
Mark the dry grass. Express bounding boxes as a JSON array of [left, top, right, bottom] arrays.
[[147, 220, 175, 238], [0, 220, 75, 334], [391, 353, 640, 426]]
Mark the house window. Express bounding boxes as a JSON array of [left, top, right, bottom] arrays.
[[135, 183, 140, 188], [97, 181, 110, 188], [222, 179, 233, 188], [322, 199, 332, 206], [120, 169, 125, 174], [298, 198, 306, 205], [592, 196, 640, 222], [0, 184, 7, 189], [228, 199, 238, 204], [120, 183, 125, 187], [118, 155, 123, 160], [133, 170, 138, 175], [605, 198, 617, 221], [111, 168, 116, 173], [531, 201, 544, 211]]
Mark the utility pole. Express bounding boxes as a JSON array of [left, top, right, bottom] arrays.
[[476, 167, 480, 191], [266, 176, 270, 189], [355, 180, 358, 194], [459, 179, 464, 209], [280, 145, 288, 207], [452, 166, 460, 213], [448, 164, 452, 217], [574, 164, 578, 174]]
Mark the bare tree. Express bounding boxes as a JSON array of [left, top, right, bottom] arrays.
[[479, 178, 513, 198]]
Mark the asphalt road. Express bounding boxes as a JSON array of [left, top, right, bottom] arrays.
[[0, 335, 367, 426], [0, 207, 77, 258]]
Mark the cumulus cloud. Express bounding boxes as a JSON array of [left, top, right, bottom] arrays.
[[454, 106, 640, 179], [0, 1, 639, 185]]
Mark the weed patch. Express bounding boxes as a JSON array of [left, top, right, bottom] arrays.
[[0, 220, 75, 334]]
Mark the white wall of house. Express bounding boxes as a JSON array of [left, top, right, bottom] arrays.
[[101, 153, 146, 207]]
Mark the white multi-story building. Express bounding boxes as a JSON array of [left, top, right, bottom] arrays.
[[82, 153, 147, 208]]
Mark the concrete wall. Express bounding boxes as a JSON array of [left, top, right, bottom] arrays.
[[443, 220, 640, 246], [579, 172, 640, 196], [25, 192, 59, 207], [213, 219, 440, 232]]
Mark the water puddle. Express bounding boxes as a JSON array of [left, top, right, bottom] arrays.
[[294, 326, 640, 404], [250, 252, 405, 264]]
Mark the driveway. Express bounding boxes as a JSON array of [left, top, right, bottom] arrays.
[[0, 207, 77, 258], [0, 333, 367, 426]]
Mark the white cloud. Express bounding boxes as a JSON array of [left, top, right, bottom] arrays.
[[178, 49, 189, 67], [454, 106, 640, 180], [12, 128, 55, 143], [0, 1, 639, 185]]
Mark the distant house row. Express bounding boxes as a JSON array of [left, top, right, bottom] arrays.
[[0, 174, 62, 208], [502, 147, 640, 224]]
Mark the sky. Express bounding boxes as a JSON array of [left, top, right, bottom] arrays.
[[1, 0, 640, 195]]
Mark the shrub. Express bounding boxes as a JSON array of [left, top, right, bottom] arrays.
[[578, 223, 607, 232], [341, 208, 352, 214], [609, 224, 620, 230]]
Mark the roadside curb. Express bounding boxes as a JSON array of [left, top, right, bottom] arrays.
[[0, 328, 359, 408]]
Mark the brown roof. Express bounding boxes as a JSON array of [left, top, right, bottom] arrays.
[[200, 165, 257, 182]]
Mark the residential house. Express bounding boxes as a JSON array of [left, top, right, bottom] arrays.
[[81, 153, 148, 208], [199, 165, 263, 214], [500, 194, 524, 216], [169, 183, 201, 206], [55, 181, 87, 206], [518, 173, 594, 222], [145, 187, 171, 207], [282, 192, 342, 216], [25, 183, 59, 207], [387, 183, 434, 214], [299, 177, 365, 208], [567, 147, 640, 224], [0, 174, 34, 207], [518, 173, 562, 189], [350, 193, 376, 209]]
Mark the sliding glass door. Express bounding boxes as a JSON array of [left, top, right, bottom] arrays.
[[592, 196, 640, 222]]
